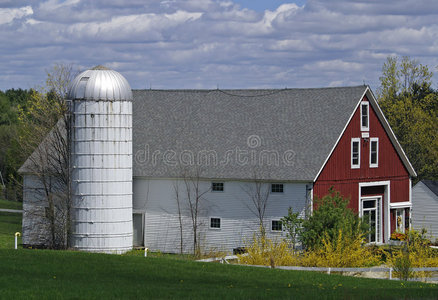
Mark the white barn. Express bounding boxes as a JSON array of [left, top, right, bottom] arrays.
[[20, 66, 415, 254], [412, 180, 438, 241]]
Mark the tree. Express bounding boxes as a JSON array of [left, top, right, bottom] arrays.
[[300, 188, 368, 250], [241, 171, 271, 238], [17, 63, 76, 249], [377, 56, 438, 181], [280, 207, 303, 250], [0, 89, 34, 201], [180, 167, 210, 256]]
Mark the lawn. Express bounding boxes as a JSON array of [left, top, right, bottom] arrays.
[[0, 209, 437, 299], [0, 212, 22, 249], [0, 198, 23, 210], [0, 249, 437, 299]]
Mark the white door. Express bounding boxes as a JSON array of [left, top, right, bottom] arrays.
[[361, 197, 382, 243]]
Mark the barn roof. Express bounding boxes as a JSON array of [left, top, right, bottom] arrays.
[[132, 86, 367, 181], [19, 85, 416, 181], [422, 180, 438, 197]]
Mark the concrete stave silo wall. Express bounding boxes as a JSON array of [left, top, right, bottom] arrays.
[[70, 68, 133, 254]]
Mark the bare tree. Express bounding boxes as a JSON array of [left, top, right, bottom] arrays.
[[180, 167, 210, 256], [241, 170, 271, 238], [18, 63, 76, 249], [173, 180, 184, 254]]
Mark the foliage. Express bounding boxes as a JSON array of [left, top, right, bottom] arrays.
[[377, 56, 438, 181], [0, 89, 34, 201], [239, 230, 381, 268], [238, 234, 299, 267], [388, 229, 438, 280], [300, 188, 368, 250], [280, 207, 303, 250], [301, 230, 381, 268], [392, 248, 413, 281]]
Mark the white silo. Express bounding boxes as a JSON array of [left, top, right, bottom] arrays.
[[68, 65, 133, 254]]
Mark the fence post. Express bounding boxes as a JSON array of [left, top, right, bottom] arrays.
[[327, 267, 331, 275], [389, 267, 392, 280]]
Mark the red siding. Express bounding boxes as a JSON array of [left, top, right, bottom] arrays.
[[314, 95, 410, 212]]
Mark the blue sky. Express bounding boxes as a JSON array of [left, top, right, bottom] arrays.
[[0, 0, 437, 92]]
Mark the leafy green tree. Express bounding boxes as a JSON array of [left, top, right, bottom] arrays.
[[280, 207, 303, 250], [377, 56, 438, 181], [300, 188, 368, 250]]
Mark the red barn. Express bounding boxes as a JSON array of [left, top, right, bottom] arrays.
[[313, 88, 416, 243]]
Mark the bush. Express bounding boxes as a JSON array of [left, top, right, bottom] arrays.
[[388, 229, 438, 280], [239, 231, 382, 268], [301, 188, 368, 250], [238, 234, 299, 267], [301, 230, 381, 267]]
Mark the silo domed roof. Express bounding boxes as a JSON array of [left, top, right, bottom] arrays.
[[68, 65, 133, 101]]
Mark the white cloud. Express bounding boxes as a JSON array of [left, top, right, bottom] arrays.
[[0, 6, 32, 25], [1, 0, 438, 91]]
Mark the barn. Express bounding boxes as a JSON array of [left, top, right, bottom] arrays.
[[412, 180, 438, 241], [19, 66, 416, 254]]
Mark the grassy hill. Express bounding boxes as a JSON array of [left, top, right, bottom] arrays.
[[0, 207, 437, 299], [0, 249, 437, 299]]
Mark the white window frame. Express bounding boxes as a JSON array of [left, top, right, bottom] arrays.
[[369, 137, 379, 168], [360, 101, 369, 131], [360, 196, 383, 244], [209, 217, 221, 230], [351, 138, 361, 169], [211, 182, 224, 192], [271, 183, 284, 193], [271, 219, 283, 232]]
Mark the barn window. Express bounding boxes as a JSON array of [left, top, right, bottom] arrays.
[[271, 183, 284, 193], [351, 138, 360, 169], [211, 182, 224, 192], [210, 217, 221, 229], [360, 101, 369, 131], [271, 220, 282, 231], [370, 138, 379, 168]]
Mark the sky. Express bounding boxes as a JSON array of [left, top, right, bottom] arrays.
[[1, 0, 437, 92]]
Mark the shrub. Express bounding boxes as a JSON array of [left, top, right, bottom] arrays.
[[301, 230, 381, 267], [301, 188, 368, 250], [388, 229, 438, 280], [238, 234, 299, 267]]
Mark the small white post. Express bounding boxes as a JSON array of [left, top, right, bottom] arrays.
[[15, 232, 21, 250], [389, 267, 393, 280], [327, 267, 331, 275], [144, 247, 148, 257]]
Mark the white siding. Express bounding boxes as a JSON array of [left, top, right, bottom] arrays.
[[22, 175, 63, 246], [133, 178, 308, 254], [412, 182, 438, 240]]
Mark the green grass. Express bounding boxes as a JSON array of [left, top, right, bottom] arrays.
[[0, 198, 23, 210], [0, 212, 22, 249], [0, 249, 437, 299], [0, 210, 436, 299]]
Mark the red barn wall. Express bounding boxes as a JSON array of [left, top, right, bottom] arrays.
[[314, 95, 410, 213]]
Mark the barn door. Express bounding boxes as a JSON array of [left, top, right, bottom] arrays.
[[133, 213, 144, 247], [361, 197, 382, 243]]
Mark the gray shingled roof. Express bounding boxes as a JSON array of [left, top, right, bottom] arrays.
[[422, 180, 438, 197], [132, 86, 367, 181]]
